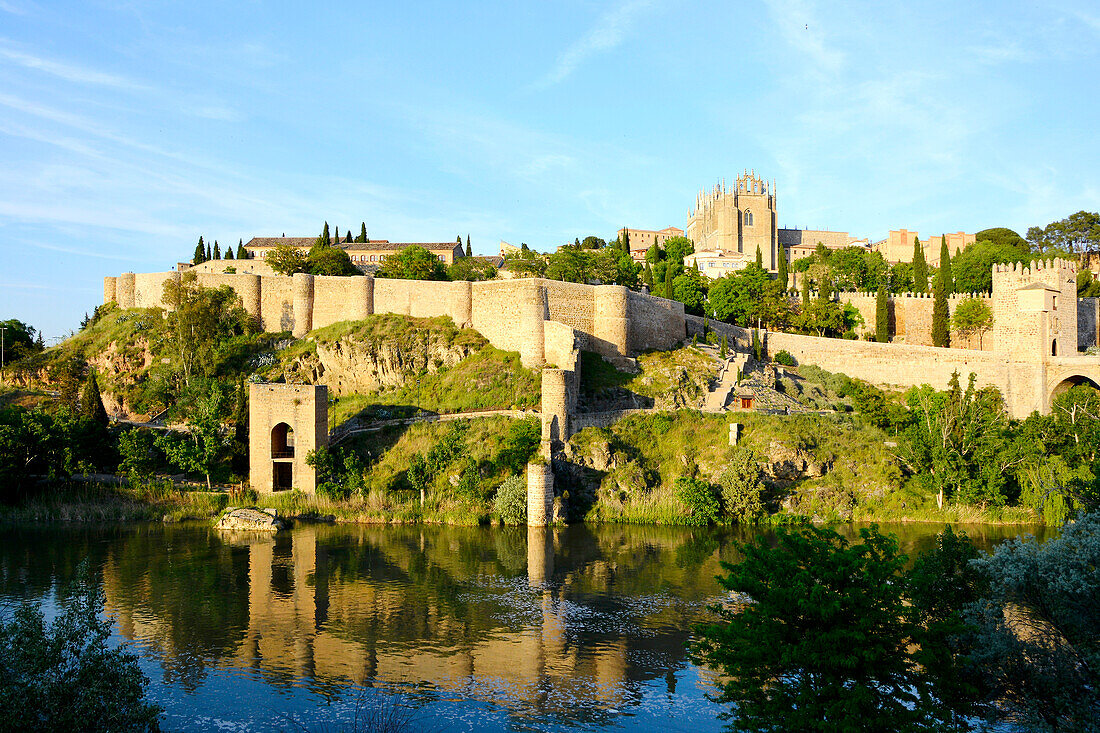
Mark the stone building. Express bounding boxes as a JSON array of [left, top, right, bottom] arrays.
[[686, 171, 779, 272], [778, 229, 867, 263], [872, 229, 974, 265], [249, 383, 328, 494], [991, 259, 1078, 358], [618, 226, 685, 262], [683, 249, 752, 279], [244, 237, 465, 267]]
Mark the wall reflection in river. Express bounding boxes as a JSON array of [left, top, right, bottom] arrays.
[[0, 522, 1050, 731]]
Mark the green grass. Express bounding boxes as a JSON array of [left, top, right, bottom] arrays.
[[581, 346, 716, 409], [0, 480, 228, 524]]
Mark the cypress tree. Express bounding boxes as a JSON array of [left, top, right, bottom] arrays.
[[663, 273, 674, 300], [875, 281, 888, 342], [575, 238, 581, 248], [939, 235, 953, 294], [193, 237, 206, 264], [80, 370, 109, 426], [912, 236, 928, 292], [932, 270, 950, 347], [345, 230, 352, 243], [818, 276, 831, 304], [644, 262, 654, 290], [334, 226, 340, 244], [231, 378, 249, 475], [237, 239, 246, 259], [213, 240, 221, 259], [720, 334, 728, 358], [778, 249, 789, 290], [206, 242, 212, 261], [756, 244, 763, 269], [360, 222, 368, 243], [225, 246, 235, 260], [457, 235, 462, 249], [801, 274, 810, 305], [465, 235, 472, 257]]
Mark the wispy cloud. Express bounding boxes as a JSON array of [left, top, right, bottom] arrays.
[[0, 44, 147, 90], [534, 0, 656, 89], [762, 0, 845, 75]]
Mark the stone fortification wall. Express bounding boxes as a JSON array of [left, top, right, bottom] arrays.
[[104, 271, 684, 371], [1079, 298, 1099, 351], [836, 291, 995, 349], [541, 320, 580, 447], [992, 259, 1078, 359], [763, 330, 1045, 418]]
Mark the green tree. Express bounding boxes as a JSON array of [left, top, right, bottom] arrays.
[[447, 257, 497, 281], [545, 247, 589, 283], [580, 235, 606, 250], [951, 297, 993, 348], [376, 245, 447, 280], [968, 512, 1100, 731], [0, 565, 162, 731], [205, 241, 211, 261], [913, 236, 928, 292], [213, 240, 221, 259], [79, 370, 108, 426], [161, 273, 257, 386], [777, 248, 788, 290], [193, 236, 206, 264], [1078, 271, 1100, 297], [707, 264, 792, 329], [465, 234, 472, 257], [494, 475, 527, 524], [800, 272, 810, 305], [155, 382, 232, 490], [716, 448, 763, 522], [693, 524, 952, 732], [117, 428, 158, 479], [0, 319, 41, 362], [264, 244, 308, 276], [672, 269, 707, 315], [643, 261, 654, 290], [663, 235, 694, 265], [1027, 210, 1100, 254], [939, 236, 953, 294], [755, 244, 762, 268], [932, 268, 950, 347], [952, 236, 1031, 293], [358, 222, 368, 243], [307, 245, 359, 275], [675, 476, 720, 525], [875, 281, 889, 342], [316, 221, 331, 248], [236, 239, 247, 259], [225, 246, 234, 260]]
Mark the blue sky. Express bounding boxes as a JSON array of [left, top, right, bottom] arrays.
[[1, 0, 1098, 340]]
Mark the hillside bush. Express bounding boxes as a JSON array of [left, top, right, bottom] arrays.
[[494, 475, 527, 524], [675, 476, 720, 525], [773, 349, 796, 366]]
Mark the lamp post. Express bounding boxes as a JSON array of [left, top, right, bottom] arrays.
[[0, 325, 7, 385]]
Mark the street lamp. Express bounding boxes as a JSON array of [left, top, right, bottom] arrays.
[[0, 325, 7, 385]]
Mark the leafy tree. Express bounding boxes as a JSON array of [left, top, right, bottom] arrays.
[[793, 297, 849, 337], [494, 475, 527, 524], [265, 244, 309, 275], [580, 235, 606, 250], [675, 476, 720, 525], [1027, 211, 1100, 254], [545, 247, 589, 283], [663, 235, 694, 265], [777, 248, 788, 290], [465, 234, 472, 257], [828, 246, 872, 291], [1078, 271, 1100, 297], [155, 382, 232, 490], [800, 272, 810, 305], [213, 240, 221, 260], [306, 245, 359, 276], [376, 245, 447, 281], [0, 319, 42, 362], [875, 281, 889, 342], [193, 236, 206, 264], [707, 264, 791, 329], [890, 261, 914, 293], [447, 257, 497, 281], [693, 524, 953, 732], [912, 236, 929, 292], [932, 268, 950, 347], [307, 445, 365, 499], [672, 269, 707, 315], [117, 428, 159, 479], [939, 236, 953, 294], [968, 512, 1100, 731], [645, 244, 664, 264], [79, 370, 108, 426], [953, 236, 1031, 293], [716, 448, 763, 522], [0, 565, 162, 731], [952, 297, 993, 348], [898, 372, 1012, 508], [161, 273, 257, 386]]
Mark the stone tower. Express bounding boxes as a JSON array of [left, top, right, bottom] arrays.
[[685, 171, 778, 271], [249, 383, 328, 494], [991, 258, 1078, 358]]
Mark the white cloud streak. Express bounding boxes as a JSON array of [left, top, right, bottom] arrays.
[[0, 44, 148, 90], [534, 0, 656, 89]]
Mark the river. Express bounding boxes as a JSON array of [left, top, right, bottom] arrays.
[[0, 521, 1052, 732]]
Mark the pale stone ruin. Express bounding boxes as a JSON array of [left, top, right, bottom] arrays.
[[249, 383, 328, 494]]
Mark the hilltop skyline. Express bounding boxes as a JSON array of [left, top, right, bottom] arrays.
[[1, 0, 1098, 339]]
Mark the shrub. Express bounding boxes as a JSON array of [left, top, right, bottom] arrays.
[[494, 475, 527, 524], [0, 564, 162, 731], [675, 476, 720, 525], [773, 349, 796, 367], [717, 449, 764, 523]]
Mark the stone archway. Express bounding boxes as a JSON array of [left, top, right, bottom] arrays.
[[1049, 374, 1100, 404]]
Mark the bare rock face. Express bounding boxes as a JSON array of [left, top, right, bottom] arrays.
[[216, 507, 285, 532], [763, 440, 829, 483]]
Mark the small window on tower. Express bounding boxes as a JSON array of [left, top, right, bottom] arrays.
[[744, 210, 754, 227]]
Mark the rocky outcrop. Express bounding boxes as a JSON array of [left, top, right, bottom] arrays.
[[216, 507, 285, 532], [762, 440, 831, 483], [283, 328, 487, 397]]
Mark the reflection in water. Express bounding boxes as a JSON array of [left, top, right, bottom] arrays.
[[0, 521, 1052, 731]]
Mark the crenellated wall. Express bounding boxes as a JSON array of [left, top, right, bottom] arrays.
[[830, 290, 995, 349]]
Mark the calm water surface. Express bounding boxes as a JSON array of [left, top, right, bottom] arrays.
[[0, 521, 1052, 732]]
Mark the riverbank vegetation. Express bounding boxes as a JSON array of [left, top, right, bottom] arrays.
[[695, 514, 1100, 732]]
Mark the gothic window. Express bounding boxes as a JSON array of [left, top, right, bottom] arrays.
[[744, 210, 754, 227]]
